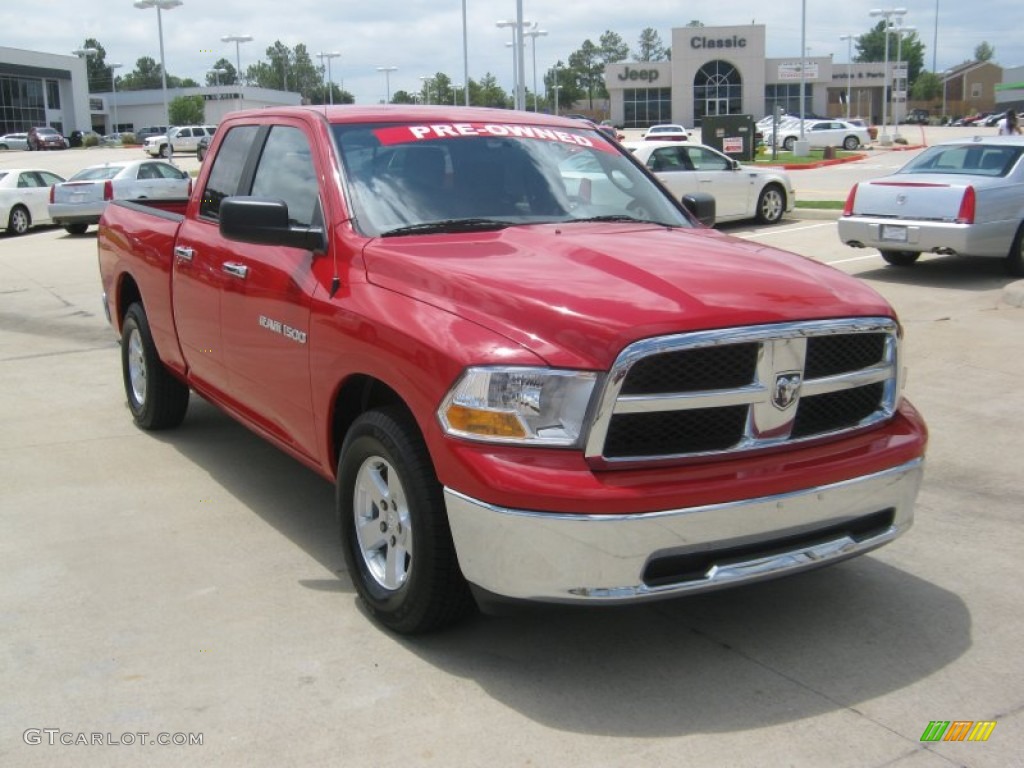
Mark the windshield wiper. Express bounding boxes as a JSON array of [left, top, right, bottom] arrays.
[[380, 218, 512, 237], [566, 214, 672, 226]]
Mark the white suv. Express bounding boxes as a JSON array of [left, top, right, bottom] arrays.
[[143, 125, 217, 157]]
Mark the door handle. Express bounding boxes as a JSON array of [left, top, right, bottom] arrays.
[[173, 245, 194, 261], [222, 262, 249, 278]]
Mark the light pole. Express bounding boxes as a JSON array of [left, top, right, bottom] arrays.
[[869, 7, 907, 145], [839, 35, 854, 120], [893, 24, 916, 136], [109, 63, 123, 133], [134, 0, 182, 130], [208, 67, 226, 86], [453, 85, 462, 106], [221, 34, 253, 109], [376, 66, 397, 103], [419, 76, 431, 105], [523, 25, 547, 113], [461, 0, 469, 106], [317, 51, 340, 105], [497, 14, 530, 110], [552, 64, 562, 115]]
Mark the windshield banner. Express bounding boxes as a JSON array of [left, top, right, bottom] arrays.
[[373, 123, 615, 152]]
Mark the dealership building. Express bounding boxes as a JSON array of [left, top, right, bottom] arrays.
[[605, 24, 923, 128]]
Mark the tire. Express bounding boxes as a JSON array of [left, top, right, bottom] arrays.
[[64, 223, 89, 235], [843, 136, 860, 151], [880, 250, 920, 267], [159, 144, 169, 158], [337, 408, 475, 634], [7, 205, 30, 235], [783, 136, 796, 152], [121, 303, 189, 430], [1007, 224, 1024, 277], [197, 145, 205, 162], [755, 184, 786, 224]]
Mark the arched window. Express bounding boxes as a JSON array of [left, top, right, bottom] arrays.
[[693, 60, 742, 124]]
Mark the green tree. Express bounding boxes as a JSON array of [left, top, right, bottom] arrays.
[[205, 58, 237, 87], [79, 38, 115, 92], [391, 89, 416, 105], [168, 95, 204, 125], [568, 40, 603, 108], [974, 42, 995, 62], [472, 73, 510, 108], [637, 28, 667, 62], [598, 31, 630, 64], [910, 71, 942, 100], [119, 57, 164, 90], [855, 21, 926, 84], [543, 60, 583, 113]]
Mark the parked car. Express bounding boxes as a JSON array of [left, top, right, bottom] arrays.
[[48, 159, 192, 234], [642, 123, 690, 141], [196, 134, 211, 162], [845, 118, 879, 141], [27, 126, 68, 150], [1, 132, 30, 151], [101, 133, 126, 146], [134, 126, 169, 143], [624, 140, 794, 224], [0, 168, 66, 235], [902, 109, 930, 125], [143, 125, 217, 157], [838, 136, 1024, 275], [983, 111, 1007, 128], [774, 119, 870, 151]]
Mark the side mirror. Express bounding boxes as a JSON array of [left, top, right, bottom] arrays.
[[219, 197, 325, 253], [730, 159, 741, 171], [681, 192, 715, 227]]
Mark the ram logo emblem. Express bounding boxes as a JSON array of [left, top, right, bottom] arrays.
[[772, 372, 802, 410]]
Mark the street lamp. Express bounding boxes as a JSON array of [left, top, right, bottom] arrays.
[[376, 66, 397, 103], [496, 11, 530, 110], [71, 47, 98, 106], [839, 35, 854, 121], [869, 7, 907, 145], [109, 63, 123, 133], [221, 34, 253, 109], [460, 0, 469, 106], [419, 76, 431, 105], [317, 51, 340, 105], [453, 84, 462, 106], [893, 23, 916, 136], [207, 67, 226, 86], [523, 25, 547, 113], [134, 0, 182, 130], [552, 64, 563, 115]]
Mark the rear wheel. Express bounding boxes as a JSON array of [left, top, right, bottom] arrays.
[[880, 250, 920, 267], [843, 136, 861, 150], [1008, 223, 1024, 277], [64, 223, 89, 235], [159, 144, 169, 158], [783, 136, 796, 152], [121, 303, 189, 430], [7, 205, 30, 235], [337, 408, 475, 634], [755, 184, 786, 224]]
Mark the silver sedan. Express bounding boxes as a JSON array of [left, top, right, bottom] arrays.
[[623, 140, 795, 224]]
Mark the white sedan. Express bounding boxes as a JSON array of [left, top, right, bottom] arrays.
[[623, 141, 794, 224], [0, 168, 66, 235], [774, 119, 871, 151], [641, 124, 691, 141], [0, 132, 30, 151], [48, 159, 192, 234]]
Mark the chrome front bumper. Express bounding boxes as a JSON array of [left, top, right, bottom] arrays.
[[445, 459, 923, 603]]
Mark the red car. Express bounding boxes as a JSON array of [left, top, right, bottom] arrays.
[[27, 126, 68, 150]]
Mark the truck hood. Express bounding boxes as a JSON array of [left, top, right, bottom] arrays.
[[362, 222, 892, 369]]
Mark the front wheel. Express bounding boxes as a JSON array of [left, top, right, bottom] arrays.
[[843, 136, 861, 150], [755, 184, 786, 224], [880, 250, 920, 267], [121, 303, 189, 430], [159, 144, 169, 158], [338, 409, 474, 634], [7, 205, 30, 235]]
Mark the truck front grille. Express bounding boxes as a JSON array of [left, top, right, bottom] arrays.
[[585, 318, 901, 465]]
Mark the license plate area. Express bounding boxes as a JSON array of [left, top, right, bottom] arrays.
[[881, 224, 908, 243]]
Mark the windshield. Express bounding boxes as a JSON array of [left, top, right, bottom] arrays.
[[333, 120, 694, 237], [899, 143, 1023, 177], [70, 166, 124, 181]]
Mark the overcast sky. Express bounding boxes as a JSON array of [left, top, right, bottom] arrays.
[[2, 1, 1020, 105]]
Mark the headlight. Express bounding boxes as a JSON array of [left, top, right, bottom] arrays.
[[438, 366, 598, 447]]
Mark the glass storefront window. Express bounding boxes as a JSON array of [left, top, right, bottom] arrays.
[[0, 76, 46, 135], [693, 60, 742, 125], [623, 87, 671, 128]]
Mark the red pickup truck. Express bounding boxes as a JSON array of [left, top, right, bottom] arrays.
[[98, 106, 927, 633]]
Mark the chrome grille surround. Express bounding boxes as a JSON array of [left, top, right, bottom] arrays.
[[584, 318, 901, 466]]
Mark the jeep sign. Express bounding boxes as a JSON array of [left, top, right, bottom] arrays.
[[617, 67, 660, 82]]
